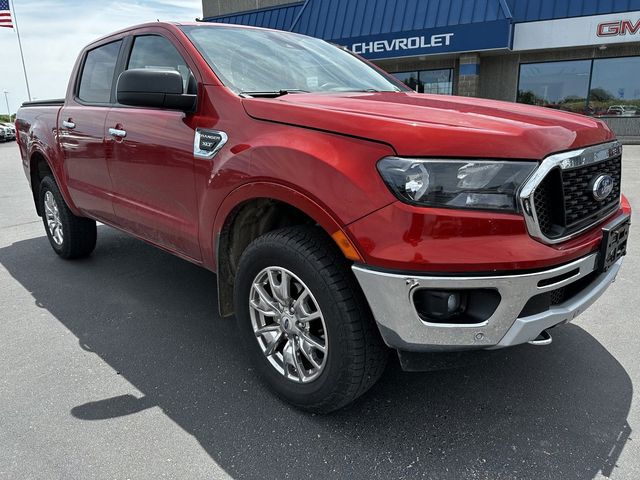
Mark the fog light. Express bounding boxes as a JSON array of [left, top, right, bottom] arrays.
[[447, 293, 460, 313], [413, 290, 467, 321]]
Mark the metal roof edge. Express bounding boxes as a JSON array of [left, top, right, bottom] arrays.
[[498, 0, 514, 20], [289, 0, 311, 31], [202, 2, 304, 23]]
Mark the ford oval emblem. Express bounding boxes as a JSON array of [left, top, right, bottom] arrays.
[[592, 174, 614, 201]]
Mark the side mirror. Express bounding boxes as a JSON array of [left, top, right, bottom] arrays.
[[116, 69, 197, 112]]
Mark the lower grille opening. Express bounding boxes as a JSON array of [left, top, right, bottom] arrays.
[[537, 268, 580, 288], [519, 271, 599, 318]]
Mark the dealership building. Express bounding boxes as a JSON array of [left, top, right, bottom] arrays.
[[201, 1, 640, 141]]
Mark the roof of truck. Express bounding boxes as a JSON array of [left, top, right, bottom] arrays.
[[85, 21, 280, 48]]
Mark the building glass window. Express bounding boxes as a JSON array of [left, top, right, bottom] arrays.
[[517, 60, 591, 114], [394, 71, 422, 92], [393, 69, 452, 95], [517, 57, 640, 117], [590, 57, 640, 117], [421, 69, 453, 94]]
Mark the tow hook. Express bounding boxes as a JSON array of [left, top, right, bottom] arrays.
[[528, 329, 552, 346]]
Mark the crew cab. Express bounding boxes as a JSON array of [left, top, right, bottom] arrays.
[[16, 22, 630, 412]]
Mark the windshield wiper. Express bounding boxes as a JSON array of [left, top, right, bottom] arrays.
[[239, 89, 310, 98]]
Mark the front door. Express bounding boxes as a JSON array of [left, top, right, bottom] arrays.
[[105, 34, 201, 260]]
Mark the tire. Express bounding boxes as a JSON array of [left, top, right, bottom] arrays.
[[234, 225, 388, 413], [38, 176, 97, 259]]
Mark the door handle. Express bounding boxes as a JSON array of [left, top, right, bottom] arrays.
[[109, 128, 127, 138], [62, 120, 75, 129]]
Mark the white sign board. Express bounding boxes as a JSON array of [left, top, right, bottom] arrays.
[[513, 11, 640, 51]]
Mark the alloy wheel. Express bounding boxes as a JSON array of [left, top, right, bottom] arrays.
[[44, 191, 64, 246], [249, 266, 328, 383]]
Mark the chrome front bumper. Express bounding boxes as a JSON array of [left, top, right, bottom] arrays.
[[352, 253, 623, 352]]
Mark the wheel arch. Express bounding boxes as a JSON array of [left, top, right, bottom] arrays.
[[29, 148, 81, 217], [212, 182, 362, 317], [29, 150, 55, 216]]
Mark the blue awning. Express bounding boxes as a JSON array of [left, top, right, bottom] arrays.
[[291, 0, 511, 39], [204, 0, 514, 59], [203, 2, 305, 30], [206, 1, 640, 59]]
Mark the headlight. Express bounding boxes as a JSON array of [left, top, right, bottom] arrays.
[[377, 157, 536, 212]]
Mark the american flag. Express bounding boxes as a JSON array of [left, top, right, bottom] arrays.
[[0, 0, 13, 29]]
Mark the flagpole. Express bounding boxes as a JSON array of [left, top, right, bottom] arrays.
[[9, 0, 31, 101]]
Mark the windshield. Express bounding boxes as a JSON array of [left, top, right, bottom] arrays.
[[180, 25, 405, 95]]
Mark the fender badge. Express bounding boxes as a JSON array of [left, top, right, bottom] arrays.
[[194, 129, 228, 159]]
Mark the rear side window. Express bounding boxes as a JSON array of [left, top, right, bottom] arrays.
[[78, 41, 122, 104], [127, 35, 192, 92]]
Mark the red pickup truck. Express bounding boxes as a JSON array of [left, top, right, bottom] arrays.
[[16, 22, 630, 412]]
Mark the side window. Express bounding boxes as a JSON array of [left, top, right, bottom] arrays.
[[78, 40, 123, 104], [127, 35, 193, 93]]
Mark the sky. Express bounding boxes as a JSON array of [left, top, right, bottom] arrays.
[[0, 0, 202, 115]]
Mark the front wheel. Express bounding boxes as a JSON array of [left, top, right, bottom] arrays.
[[234, 226, 388, 413], [39, 176, 97, 259]]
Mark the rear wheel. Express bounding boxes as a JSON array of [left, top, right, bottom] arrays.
[[234, 226, 388, 413], [39, 176, 97, 259]]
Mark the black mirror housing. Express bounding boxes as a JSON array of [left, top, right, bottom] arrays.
[[116, 69, 197, 112]]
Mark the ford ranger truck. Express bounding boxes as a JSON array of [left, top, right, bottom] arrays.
[[16, 22, 631, 413]]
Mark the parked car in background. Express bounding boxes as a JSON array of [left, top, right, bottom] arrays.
[[0, 127, 6, 142], [606, 105, 638, 116], [1, 123, 16, 141], [15, 22, 631, 413]]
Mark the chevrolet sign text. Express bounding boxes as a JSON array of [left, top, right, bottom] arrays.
[[351, 33, 454, 55]]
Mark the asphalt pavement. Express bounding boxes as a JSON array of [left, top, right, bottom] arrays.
[[1, 140, 639, 480]]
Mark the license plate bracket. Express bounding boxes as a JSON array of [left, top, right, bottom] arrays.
[[598, 215, 630, 272]]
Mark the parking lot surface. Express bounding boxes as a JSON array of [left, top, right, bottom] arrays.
[[1, 141, 639, 480]]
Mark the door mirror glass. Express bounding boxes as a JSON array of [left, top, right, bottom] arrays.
[[116, 69, 197, 111]]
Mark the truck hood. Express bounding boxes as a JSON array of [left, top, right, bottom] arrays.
[[242, 92, 615, 160]]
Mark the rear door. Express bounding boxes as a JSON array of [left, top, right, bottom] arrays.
[[105, 33, 201, 260], [59, 39, 122, 223]]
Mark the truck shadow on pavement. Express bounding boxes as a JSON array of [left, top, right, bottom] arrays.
[[0, 226, 633, 480]]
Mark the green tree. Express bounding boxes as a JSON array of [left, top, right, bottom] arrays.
[[589, 88, 614, 102], [517, 90, 538, 105]]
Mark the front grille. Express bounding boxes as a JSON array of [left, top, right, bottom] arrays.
[[533, 169, 565, 238], [563, 155, 622, 226], [533, 155, 621, 239]]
